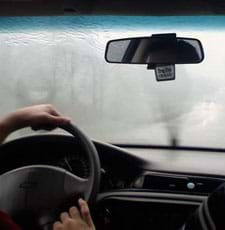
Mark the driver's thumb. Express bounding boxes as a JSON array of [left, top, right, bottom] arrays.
[[79, 199, 95, 228]]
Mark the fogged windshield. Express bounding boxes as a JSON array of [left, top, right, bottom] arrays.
[[0, 16, 225, 148]]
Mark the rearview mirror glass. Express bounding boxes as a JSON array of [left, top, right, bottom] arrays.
[[105, 36, 204, 65]]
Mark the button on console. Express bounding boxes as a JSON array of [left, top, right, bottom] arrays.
[[187, 182, 195, 190]]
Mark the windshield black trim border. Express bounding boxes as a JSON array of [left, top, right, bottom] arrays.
[[113, 144, 225, 153]]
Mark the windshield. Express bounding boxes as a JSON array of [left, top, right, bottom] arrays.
[[0, 15, 225, 148]]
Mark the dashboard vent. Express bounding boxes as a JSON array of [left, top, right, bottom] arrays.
[[134, 174, 225, 194]]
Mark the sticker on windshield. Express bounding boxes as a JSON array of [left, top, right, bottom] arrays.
[[155, 65, 175, 81]]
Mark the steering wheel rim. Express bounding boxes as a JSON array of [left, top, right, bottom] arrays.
[[60, 123, 101, 204], [0, 123, 101, 228]]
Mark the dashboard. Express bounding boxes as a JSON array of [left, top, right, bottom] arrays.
[[1, 134, 225, 229]]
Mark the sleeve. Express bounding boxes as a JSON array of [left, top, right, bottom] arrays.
[[0, 210, 22, 230]]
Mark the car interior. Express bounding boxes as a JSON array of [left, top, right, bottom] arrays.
[[0, 0, 225, 230]]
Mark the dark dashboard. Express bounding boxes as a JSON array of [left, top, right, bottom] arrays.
[[1, 134, 225, 230], [0, 135, 144, 192]]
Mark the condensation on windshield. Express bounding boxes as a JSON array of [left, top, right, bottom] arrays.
[[0, 16, 225, 148]]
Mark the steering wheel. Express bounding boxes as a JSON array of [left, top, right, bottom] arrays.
[[0, 123, 101, 229]]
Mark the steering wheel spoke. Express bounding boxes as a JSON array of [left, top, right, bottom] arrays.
[[64, 171, 90, 198]]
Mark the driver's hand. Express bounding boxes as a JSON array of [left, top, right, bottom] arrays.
[[16, 104, 71, 131], [53, 199, 95, 230], [0, 104, 70, 143]]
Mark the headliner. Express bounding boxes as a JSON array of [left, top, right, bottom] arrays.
[[0, 0, 225, 16]]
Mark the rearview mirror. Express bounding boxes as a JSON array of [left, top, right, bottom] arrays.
[[105, 36, 204, 65]]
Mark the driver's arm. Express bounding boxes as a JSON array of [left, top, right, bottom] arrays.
[[53, 199, 95, 230], [0, 104, 70, 143]]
